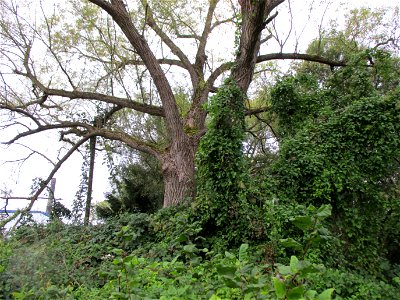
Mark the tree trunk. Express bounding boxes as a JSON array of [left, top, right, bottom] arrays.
[[161, 136, 197, 207], [233, 0, 285, 92]]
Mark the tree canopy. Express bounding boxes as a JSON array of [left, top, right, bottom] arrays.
[[0, 0, 399, 226]]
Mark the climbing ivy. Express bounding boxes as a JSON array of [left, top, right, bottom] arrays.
[[269, 50, 400, 274], [195, 78, 255, 243]]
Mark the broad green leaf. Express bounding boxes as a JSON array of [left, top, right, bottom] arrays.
[[280, 238, 302, 250], [317, 226, 330, 236], [272, 277, 286, 299], [288, 286, 305, 300], [176, 234, 188, 242], [277, 264, 292, 275], [111, 248, 124, 256], [223, 276, 241, 288], [292, 216, 313, 231], [239, 243, 249, 262], [316, 288, 334, 300], [209, 295, 222, 300], [171, 255, 180, 264], [216, 264, 237, 277], [183, 244, 197, 253], [305, 290, 318, 299], [316, 205, 332, 218], [290, 256, 299, 273], [225, 251, 236, 259], [296, 261, 321, 276]]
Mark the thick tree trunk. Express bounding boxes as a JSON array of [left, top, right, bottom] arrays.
[[161, 137, 197, 207], [233, 0, 285, 92]]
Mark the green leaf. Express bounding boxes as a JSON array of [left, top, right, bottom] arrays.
[[292, 216, 313, 231], [317, 226, 330, 236], [111, 248, 124, 256], [290, 256, 299, 273], [239, 243, 249, 262], [305, 290, 318, 299], [296, 261, 321, 275], [280, 238, 302, 250], [316, 288, 334, 300], [288, 286, 305, 300], [176, 234, 188, 243], [209, 295, 222, 300], [316, 205, 332, 218], [277, 264, 292, 275], [223, 276, 241, 288], [272, 277, 286, 299], [216, 264, 237, 277], [171, 255, 180, 264], [225, 251, 236, 259], [183, 244, 197, 253]]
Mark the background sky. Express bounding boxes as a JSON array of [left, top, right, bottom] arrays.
[[0, 0, 397, 220]]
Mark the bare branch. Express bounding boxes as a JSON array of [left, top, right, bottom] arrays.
[[211, 17, 234, 31], [9, 142, 56, 166], [4, 122, 89, 145], [13, 70, 165, 116], [143, 1, 197, 85], [207, 62, 232, 87], [245, 106, 271, 116], [0, 104, 41, 126], [261, 10, 279, 30], [123, 58, 186, 69], [93, 127, 161, 158], [5, 135, 92, 232], [194, 0, 219, 77], [260, 33, 273, 44], [257, 52, 346, 67], [88, 0, 185, 140], [39, 2, 76, 90]]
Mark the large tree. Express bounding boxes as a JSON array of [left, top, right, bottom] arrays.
[[0, 0, 347, 221]]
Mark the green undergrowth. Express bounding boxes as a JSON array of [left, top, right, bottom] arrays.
[[1, 203, 398, 299]]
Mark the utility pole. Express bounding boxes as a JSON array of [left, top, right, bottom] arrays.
[[46, 178, 56, 218], [84, 137, 96, 226]]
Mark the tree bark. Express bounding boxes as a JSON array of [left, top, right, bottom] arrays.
[[161, 136, 197, 207], [89, 0, 196, 207], [232, 0, 285, 92]]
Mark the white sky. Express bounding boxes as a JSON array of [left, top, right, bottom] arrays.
[[0, 0, 398, 220]]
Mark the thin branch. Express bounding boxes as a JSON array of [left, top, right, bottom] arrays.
[[4, 122, 89, 145], [0, 104, 41, 126], [122, 58, 186, 69], [245, 106, 271, 116], [13, 142, 56, 166], [207, 52, 346, 86], [211, 17, 234, 31], [254, 113, 279, 142]]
